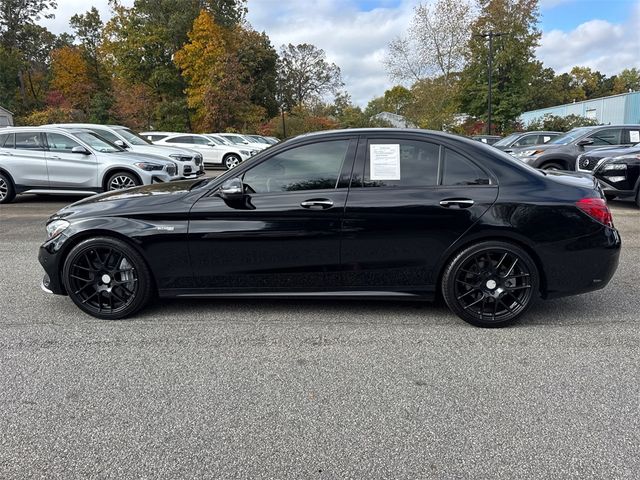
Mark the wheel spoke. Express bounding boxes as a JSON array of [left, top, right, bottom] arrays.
[[457, 289, 477, 301], [463, 295, 485, 310]]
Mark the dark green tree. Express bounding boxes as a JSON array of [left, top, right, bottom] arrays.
[[459, 0, 541, 132]]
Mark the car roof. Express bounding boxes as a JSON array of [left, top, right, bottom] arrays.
[[47, 123, 129, 129], [1, 126, 102, 135]]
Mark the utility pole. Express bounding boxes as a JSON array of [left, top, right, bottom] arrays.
[[281, 108, 287, 139], [475, 31, 506, 135]]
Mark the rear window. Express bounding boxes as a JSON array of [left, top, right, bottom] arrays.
[[0, 132, 9, 147]]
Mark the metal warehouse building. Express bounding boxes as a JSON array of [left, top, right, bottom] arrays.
[[0, 105, 13, 127], [520, 91, 640, 126]]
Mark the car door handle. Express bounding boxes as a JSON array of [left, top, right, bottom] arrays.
[[300, 199, 334, 210], [440, 198, 475, 208]]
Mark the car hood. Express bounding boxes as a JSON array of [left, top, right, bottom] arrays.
[[129, 144, 199, 157], [108, 151, 176, 164], [583, 145, 640, 159], [51, 179, 203, 221]]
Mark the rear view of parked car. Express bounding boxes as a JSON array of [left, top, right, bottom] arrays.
[[0, 127, 180, 203], [511, 125, 640, 170], [39, 128, 620, 328]]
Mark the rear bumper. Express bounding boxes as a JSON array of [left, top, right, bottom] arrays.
[[540, 225, 621, 299]]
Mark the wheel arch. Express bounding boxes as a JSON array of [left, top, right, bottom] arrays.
[[0, 167, 16, 187], [538, 157, 572, 170], [435, 234, 548, 301], [101, 168, 143, 191], [54, 229, 155, 295]]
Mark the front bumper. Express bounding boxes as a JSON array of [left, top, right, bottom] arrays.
[[39, 241, 66, 295]]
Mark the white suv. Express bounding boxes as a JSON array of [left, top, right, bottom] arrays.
[[47, 124, 204, 178], [0, 127, 180, 203], [153, 133, 255, 169]]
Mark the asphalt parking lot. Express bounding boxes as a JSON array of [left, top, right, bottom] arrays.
[[1, 191, 639, 479]]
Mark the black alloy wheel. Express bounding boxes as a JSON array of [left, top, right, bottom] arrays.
[[224, 154, 241, 170], [107, 172, 139, 191], [0, 172, 16, 204], [62, 237, 153, 319], [442, 241, 539, 327]]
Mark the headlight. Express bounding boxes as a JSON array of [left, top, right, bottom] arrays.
[[169, 154, 188, 162], [515, 149, 543, 157], [134, 162, 165, 171], [603, 163, 626, 171], [46, 219, 70, 239], [250, 150, 257, 156], [240, 150, 250, 156]]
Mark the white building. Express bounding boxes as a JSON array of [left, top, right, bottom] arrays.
[[0, 105, 14, 127]]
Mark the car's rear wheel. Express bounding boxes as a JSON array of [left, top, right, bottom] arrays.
[[0, 172, 16, 204], [62, 237, 154, 319], [107, 172, 140, 191], [224, 154, 241, 170], [442, 241, 539, 327]]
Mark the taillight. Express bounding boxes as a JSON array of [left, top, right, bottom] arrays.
[[576, 198, 614, 228]]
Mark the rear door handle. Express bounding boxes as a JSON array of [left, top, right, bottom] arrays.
[[300, 199, 334, 210], [440, 198, 475, 208]]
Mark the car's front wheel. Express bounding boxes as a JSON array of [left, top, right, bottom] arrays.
[[107, 172, 140, 191], [224, 154, 241, 170], [540, 162, 564, 171], [441, 241, 539, 327], [62, 237, 154, 319], [0, 172, 16, 204]]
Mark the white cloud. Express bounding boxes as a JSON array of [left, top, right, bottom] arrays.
[[536, 3, 640, 75], [246, 0, 416, 106]]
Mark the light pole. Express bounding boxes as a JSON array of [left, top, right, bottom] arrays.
[[476, 31, 506, 135]]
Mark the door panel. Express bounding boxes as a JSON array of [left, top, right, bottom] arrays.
[[341, 137, 498, 290], [13, 132, 48, 187], [187, 137, 357, 292], [189, 190, 347, 291], [45, 133, 98, 188]]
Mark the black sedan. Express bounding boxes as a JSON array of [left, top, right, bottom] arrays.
[[39, 129, 621, 328]]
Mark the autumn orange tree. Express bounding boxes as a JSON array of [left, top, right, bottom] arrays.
[[174, 10, 266, 132], [49, 46, 97, 113]]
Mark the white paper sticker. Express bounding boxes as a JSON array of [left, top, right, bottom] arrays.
[[370, 144, 401, 180], [543, 136, 551, 142], [630, 130, 640, 143]]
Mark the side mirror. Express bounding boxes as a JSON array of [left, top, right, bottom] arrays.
[[71, 146, 90, 155], [218, 177, 243, 198], [576, 138, 594, 147], [207, 142, 216, 147], [114, 140, 127, 148]]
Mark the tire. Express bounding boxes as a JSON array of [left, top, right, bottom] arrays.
[[441, 241, 539, 328], [636, 187, 640, 208], [540, 162, 564, 171], [224, 154, 241, 170], [106, 171, 140, 191], [0, 172, 16, 204], [62, 237, 154, 319]]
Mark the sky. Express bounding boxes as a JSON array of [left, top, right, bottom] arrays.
[[38, 0, 640, 107]]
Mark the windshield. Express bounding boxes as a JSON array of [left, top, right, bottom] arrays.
[[204, 135, 223, 145], [75, 132, 124, 153], [548, 127, 593, 145], [493, 133, 522, 147], [116, 127, 151, 146], [222, 135, 247, 145]]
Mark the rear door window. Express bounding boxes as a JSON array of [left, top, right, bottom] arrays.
[[626, 128, 640, 145], [364, 139, 439, 187], [88, 128, 121, 144], [0, 132, 8, 147], [166, 136, 194, 144], [15, 132, 44, 151]]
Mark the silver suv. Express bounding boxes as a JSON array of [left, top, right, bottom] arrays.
[[47, 123, 205, 178], [0, 127, 180, 204]]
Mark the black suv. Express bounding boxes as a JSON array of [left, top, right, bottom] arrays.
[[511, 125, 640, 171]]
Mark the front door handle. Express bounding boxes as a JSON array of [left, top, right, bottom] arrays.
[[300, 199, 334, 210], [440, 198, 475, 208]]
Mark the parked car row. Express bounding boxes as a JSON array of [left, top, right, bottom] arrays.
[[0, 123, 209, 204]]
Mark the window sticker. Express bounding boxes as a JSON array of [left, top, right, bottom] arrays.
[[370, 144, 401, 180], [630, 131, 640, 143], [543, 136, 551, 142]]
